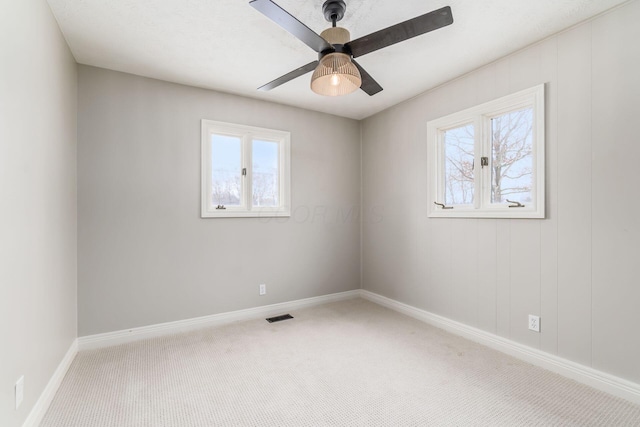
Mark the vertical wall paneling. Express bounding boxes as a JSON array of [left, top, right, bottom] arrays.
[[361, 1, 640, 383], [538, 38, 560, 355], [450, 219, 479, 327], [405, 108, 431, 305], [590, 1, 640, 384], [509, 220, 542, 349], [493, 59, 512, 101], [473, 62, 498, 105], [476, 220, 498, 333], [556, 23, 593, 366], [495, 221, 511, 338], [508, 43, 542, 92], [425, 219, 454, 316]]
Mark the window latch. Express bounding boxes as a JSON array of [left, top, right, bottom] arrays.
[[434, 202, 453, 210], [506, 200, 524, 208], [216, 204, 226, 210], [480, 157, 489, 168], [242, 168, 247, 176]]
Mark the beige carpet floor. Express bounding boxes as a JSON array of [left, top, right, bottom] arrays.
[[42, 298, 640, 426]]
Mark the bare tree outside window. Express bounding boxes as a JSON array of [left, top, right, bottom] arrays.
[[211, 172, 241, 206], [444, 124, 475, 205], [491, 108, 533, 204], [442, 108, 533, 205], [252, 171, 278, 206]]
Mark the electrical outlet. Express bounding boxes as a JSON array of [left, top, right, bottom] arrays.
[[259, 284, 266, 296], [15, 376, 24, 410], [528, 315, 540, 332]]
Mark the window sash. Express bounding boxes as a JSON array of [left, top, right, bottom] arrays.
[[251, 138, 281, 208], [483, 105, 535, 209], [209, 131, 246, 211], [436, 119, 480, 208]]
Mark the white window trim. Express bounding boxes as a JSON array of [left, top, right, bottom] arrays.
[[201, 120, 291, 218], [427, 84, 545, 219]]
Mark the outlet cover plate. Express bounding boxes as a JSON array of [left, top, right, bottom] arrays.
[[259, 284, 266, 296], [528, 315, 540, 332]]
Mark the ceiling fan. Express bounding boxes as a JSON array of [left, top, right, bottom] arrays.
[[249, 0, 453, 96]]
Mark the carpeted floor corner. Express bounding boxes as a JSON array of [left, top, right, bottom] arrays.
[[42, 298, 640, 426]]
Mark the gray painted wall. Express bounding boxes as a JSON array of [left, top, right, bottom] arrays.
[[77, 66, 361, 336], [0, 0, 78, 425], [361, 1, 640, 384]]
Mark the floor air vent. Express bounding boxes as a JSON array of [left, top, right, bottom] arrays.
[[266, 314, 294, 323]]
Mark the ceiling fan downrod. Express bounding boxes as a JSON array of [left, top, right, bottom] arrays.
[[322, 0, 346, 27]]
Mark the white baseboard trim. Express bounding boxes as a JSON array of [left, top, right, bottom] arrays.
[[23, 339, 78, 427], [78, 290, 361, 351], [360, 290, 640, 405]]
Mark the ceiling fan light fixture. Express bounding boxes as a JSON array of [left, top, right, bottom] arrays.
[[250, 0, 453, 96], [311, 52, 362, 96]]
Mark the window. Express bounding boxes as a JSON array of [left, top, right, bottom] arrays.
[[201, 120, 290, 218], [427, 84, 545, 218]]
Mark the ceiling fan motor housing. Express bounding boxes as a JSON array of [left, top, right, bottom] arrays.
[[318, 26, 353, 61], [320, 27, 350, 45]]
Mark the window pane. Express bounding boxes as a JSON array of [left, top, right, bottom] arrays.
[[211, 134, 242, 206], [491, 108, 533, 204], [444, 124, 475, 205], [252, 140, 279, 207]]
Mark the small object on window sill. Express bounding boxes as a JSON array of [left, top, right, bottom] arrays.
[[506, 200, 524, 208], [434, 202, 453, 210], [216, 205, 226, 210]]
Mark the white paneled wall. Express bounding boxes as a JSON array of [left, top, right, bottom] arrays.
[[591, 3, 640, 381], [557, 22, 592, 367], [362, 0, 640, 384]]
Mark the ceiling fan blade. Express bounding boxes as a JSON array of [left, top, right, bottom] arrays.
[[346, 6, 453, 58], [352, 60, 383, 96], [258, 61, 319, 91], [249, 0, 332, 53]]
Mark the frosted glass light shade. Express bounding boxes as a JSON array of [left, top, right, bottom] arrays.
[[310, 52, 362, 97]]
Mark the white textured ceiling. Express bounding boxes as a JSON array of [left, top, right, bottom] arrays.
[[47, 0, 627, 120]]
